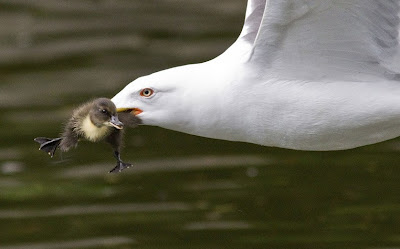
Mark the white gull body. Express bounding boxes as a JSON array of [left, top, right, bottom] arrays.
[[112, 0, 400, 151]]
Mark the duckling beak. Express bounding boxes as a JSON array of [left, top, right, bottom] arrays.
[[109, 115, 124, 130]]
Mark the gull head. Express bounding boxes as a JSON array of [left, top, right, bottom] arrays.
[[112, 61, 237, 140], [112, 65, 200, 129]]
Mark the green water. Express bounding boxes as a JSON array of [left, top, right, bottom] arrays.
[[1, 1, 400, 248]]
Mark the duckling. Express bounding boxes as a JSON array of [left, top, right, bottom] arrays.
[[34, 98, 135, 173]]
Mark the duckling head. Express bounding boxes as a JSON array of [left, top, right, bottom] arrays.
[[89, 98, 123, 130]]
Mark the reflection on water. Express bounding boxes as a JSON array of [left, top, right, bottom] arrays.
[[1, 0, 400, 248], [0, 202, 193, 219], [0, 237, 135, 249]]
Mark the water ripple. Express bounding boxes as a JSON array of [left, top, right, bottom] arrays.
[[0, 236, 135, 249], [59, 154, 272, 178], [0, 202, 193, 219]]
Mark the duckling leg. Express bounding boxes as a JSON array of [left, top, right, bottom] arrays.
[[106, 129, 132, 173], [109, 150, 132, 173], [34, 137, 62, 158]]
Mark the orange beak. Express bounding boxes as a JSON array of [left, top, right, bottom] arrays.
[[132, 108, 143, 115], [117, 108, 143, 116]]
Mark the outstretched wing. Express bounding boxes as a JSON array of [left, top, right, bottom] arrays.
[[247, 0, 400, 81], [217, 0, 266, 61], [238, 0, 266, 44]]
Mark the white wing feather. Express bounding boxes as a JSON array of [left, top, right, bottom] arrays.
[[216, 0, 266, 61], [246, 0, 400, 81], [239, 0, 266, 44]]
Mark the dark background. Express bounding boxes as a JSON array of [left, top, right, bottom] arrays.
[[0, 1, 400, 248]]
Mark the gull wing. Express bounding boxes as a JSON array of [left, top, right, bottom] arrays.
[[217, 0, 266, 60], [238, 0, 266, 44], [247, 0, 400, 81]]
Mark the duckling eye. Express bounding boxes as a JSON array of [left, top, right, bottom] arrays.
[[140, 88, 154, 97], [100, 109, 108, 115]]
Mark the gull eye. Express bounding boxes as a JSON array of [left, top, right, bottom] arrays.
[[140, 88, 154, 97]]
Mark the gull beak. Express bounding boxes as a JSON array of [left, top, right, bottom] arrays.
[[109, 115, 124, 129], [117, 108, 143, 116]]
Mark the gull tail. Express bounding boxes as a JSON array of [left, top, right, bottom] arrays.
[[34, 137, 62, 158]]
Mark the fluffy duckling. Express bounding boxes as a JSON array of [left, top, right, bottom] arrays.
[[35, 98, 135, 173]]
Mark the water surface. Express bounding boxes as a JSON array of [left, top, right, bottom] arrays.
[[1, 1, 400, 248]]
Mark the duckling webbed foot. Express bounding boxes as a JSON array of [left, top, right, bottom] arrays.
[[34, 137, 62, 158], [109, 161, 132, 173], [109, 150, 132, 173]]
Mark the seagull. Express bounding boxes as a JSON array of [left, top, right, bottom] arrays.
[[112, 0, 400, 151]]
